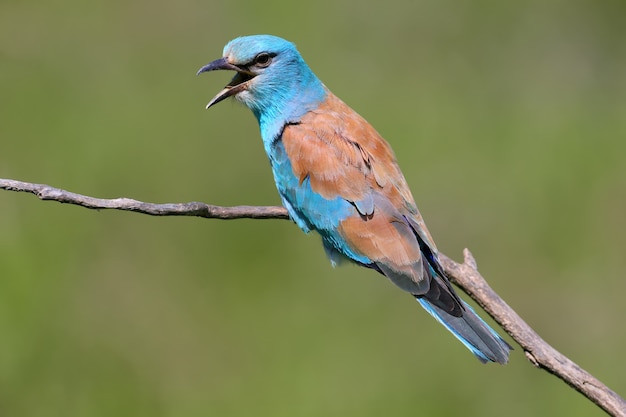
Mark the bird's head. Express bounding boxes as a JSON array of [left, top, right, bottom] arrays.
[[197, 35, 325, 125]]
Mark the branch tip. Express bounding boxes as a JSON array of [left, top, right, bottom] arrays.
[[463, 248, 478, 269]]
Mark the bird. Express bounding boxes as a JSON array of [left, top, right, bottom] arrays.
[[197, 34, 511, 364]]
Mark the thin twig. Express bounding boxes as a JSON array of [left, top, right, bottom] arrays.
[[0, 178, 289, 220], [1, 177, 625, 416], [441, 250, 625, 417]]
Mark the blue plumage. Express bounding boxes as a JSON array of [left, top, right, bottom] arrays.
[[198, 34, 512, 364], [417, 299, 510, 364]]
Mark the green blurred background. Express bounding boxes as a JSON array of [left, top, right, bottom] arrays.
[[1, 0, 625, 416]]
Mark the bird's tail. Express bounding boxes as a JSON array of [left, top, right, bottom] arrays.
[[416, 297, 512, 364]]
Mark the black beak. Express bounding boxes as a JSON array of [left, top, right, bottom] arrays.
[[196, 57, 242, 75], [197, 57, 255, 109]]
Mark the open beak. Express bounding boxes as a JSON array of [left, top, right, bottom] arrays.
[[197, 57, 256, 109]]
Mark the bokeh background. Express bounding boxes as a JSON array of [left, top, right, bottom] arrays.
[[1, 0, 625, 416]]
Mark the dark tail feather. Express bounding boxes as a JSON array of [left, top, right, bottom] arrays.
[[416, 297, 512, 364]]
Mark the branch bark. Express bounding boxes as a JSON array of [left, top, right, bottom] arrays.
[[2, 177, 625, 416], [0, 179, 289, 220]]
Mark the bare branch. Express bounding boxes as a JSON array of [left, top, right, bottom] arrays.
[[441, 251, 626, 417], [1, 177, 625, 416], [0, 178, 289, 220]]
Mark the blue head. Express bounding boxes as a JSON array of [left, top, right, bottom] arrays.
[[197, 35, 327, 141]]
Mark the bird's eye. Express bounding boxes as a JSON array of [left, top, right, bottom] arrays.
[[254, 53, 273, 68]]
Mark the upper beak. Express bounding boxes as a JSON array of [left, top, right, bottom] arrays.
[[197, 57, 255, 109]]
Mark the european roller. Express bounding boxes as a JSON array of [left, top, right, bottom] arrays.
[[197, 35, 511, 364]]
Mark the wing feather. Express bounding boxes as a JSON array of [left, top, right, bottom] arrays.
[[282, 91, 460, 312]]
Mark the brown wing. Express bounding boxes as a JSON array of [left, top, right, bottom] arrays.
[[282, 91, 434, 282]]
